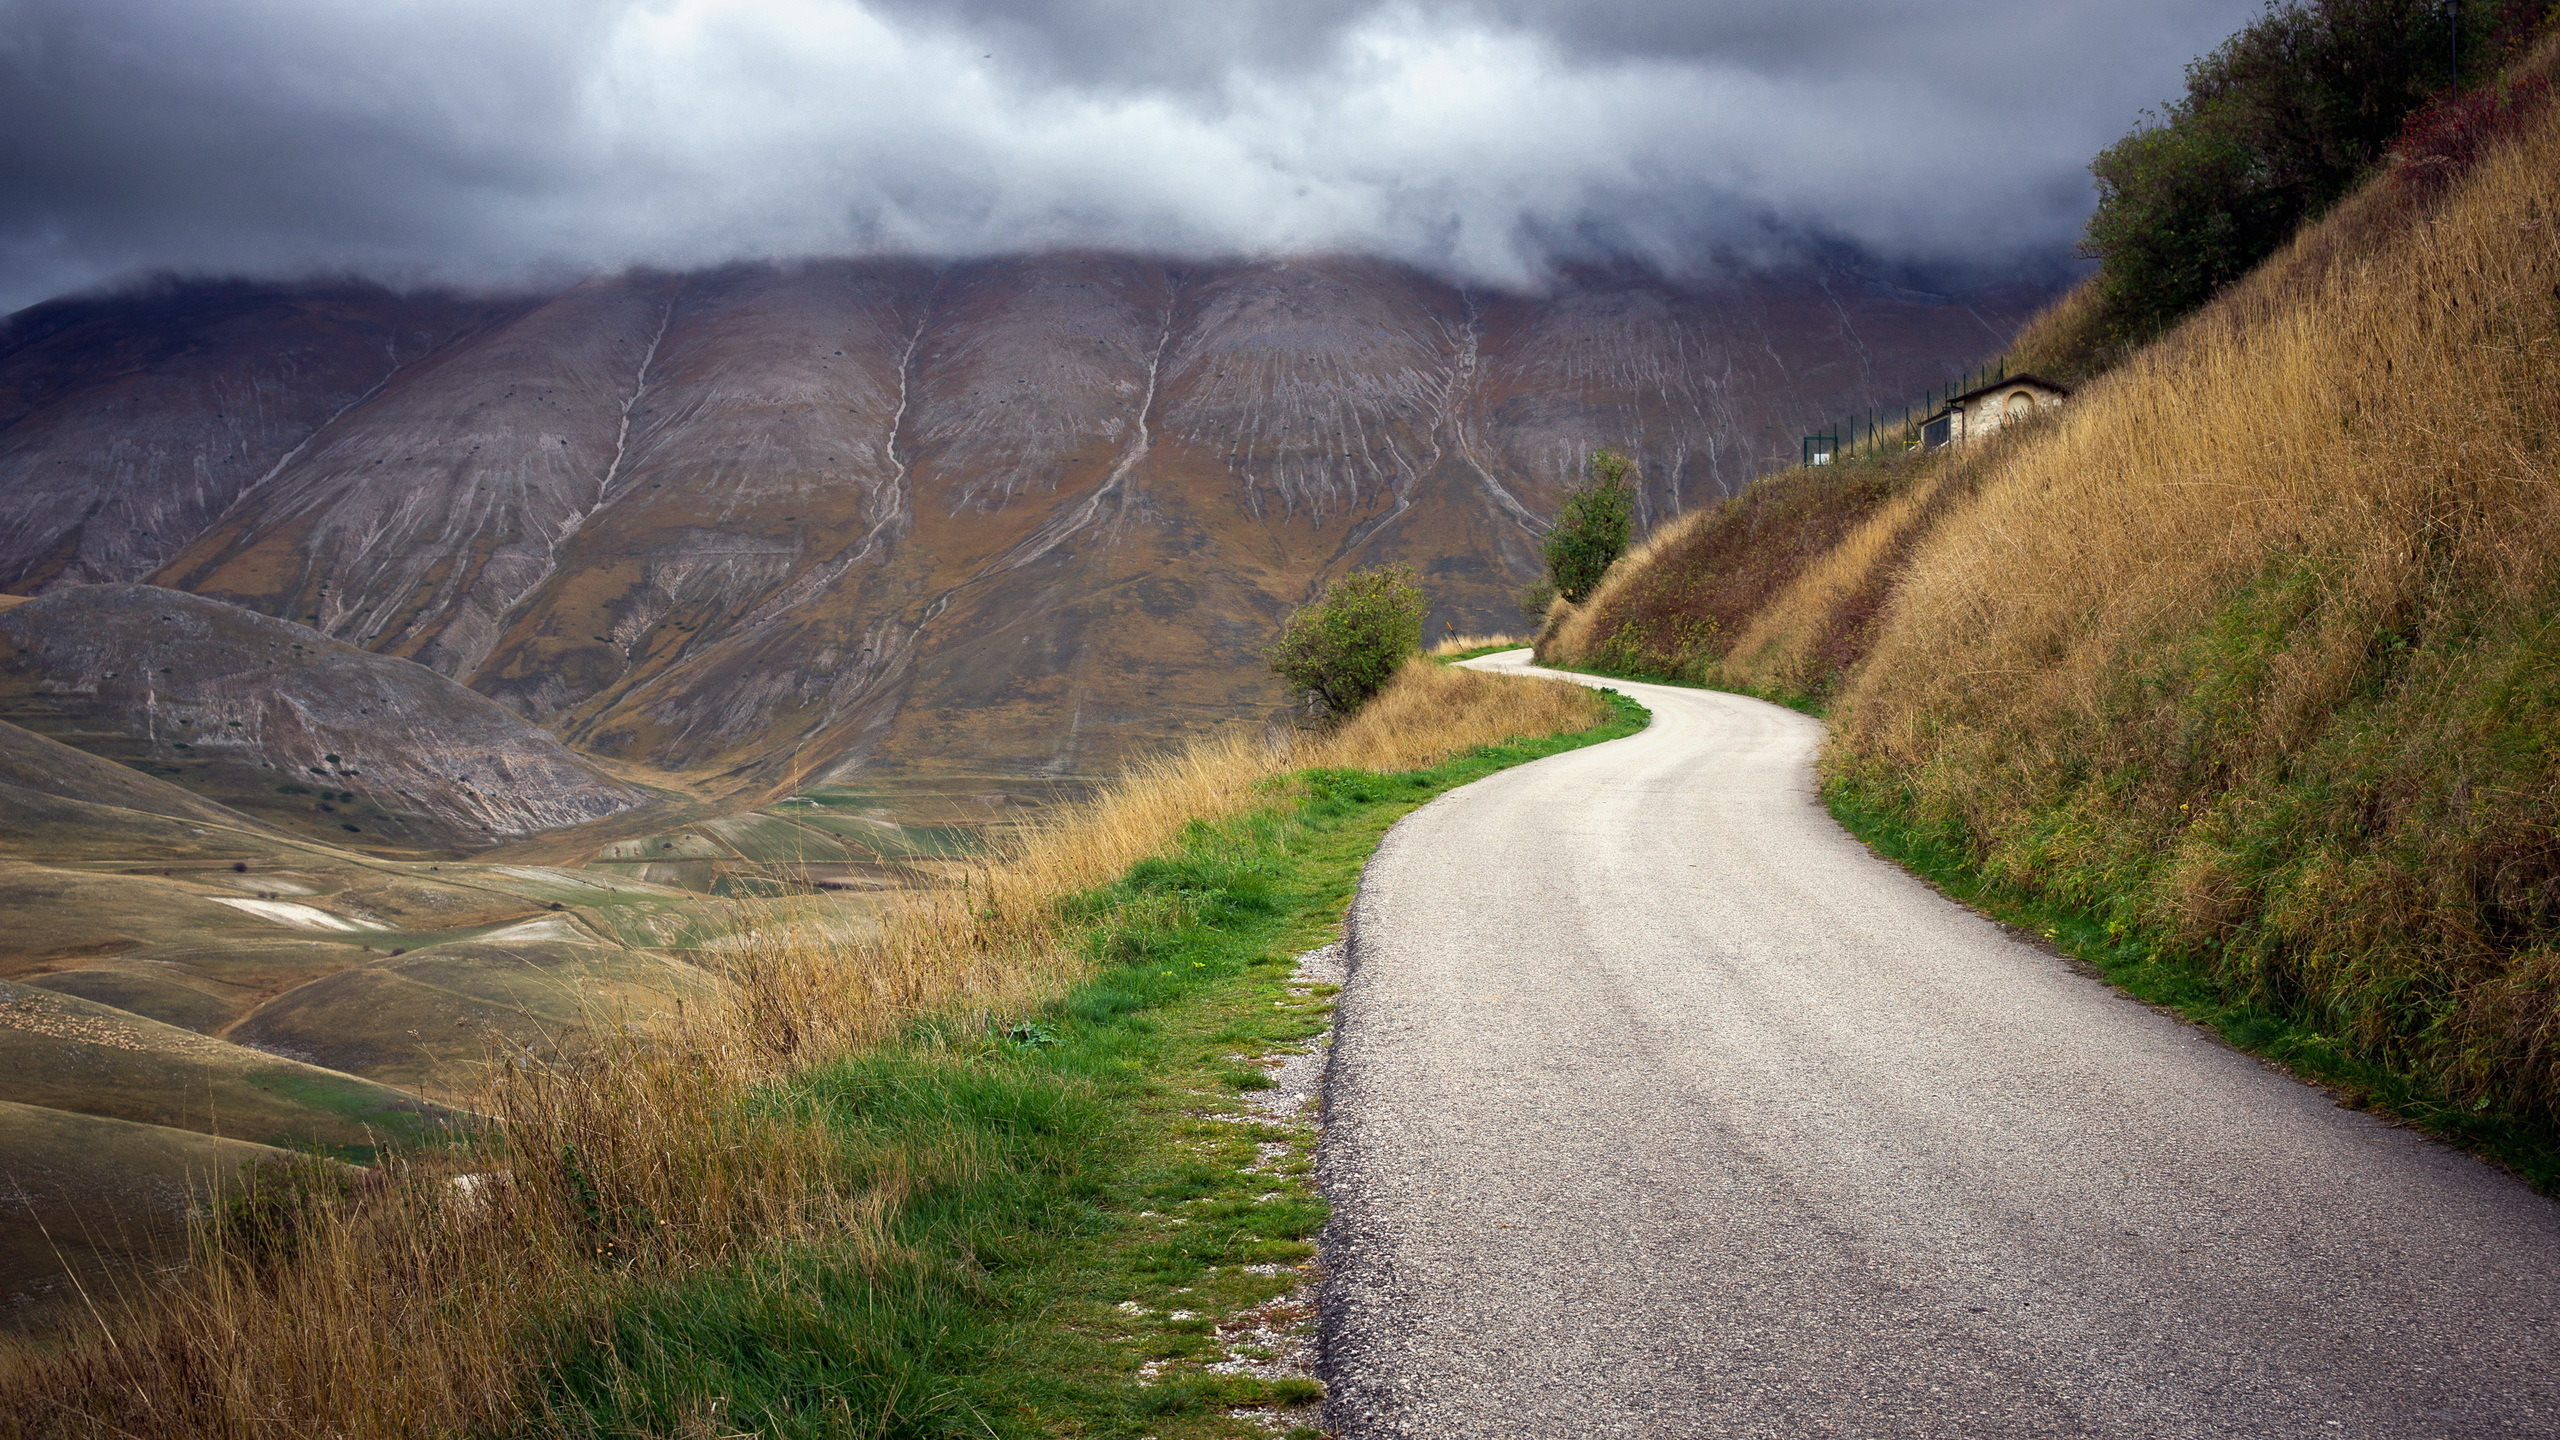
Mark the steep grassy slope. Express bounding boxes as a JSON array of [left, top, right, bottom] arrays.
[[1548, 41, 2560, 1135], [1538, 443, 1943, 700], [1830, 74, 2560, 1125]]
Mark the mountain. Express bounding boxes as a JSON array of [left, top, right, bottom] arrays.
[[0, 586, 656, 851], [1, 256, 2048, 792], [0, 252, 2047, 1318]]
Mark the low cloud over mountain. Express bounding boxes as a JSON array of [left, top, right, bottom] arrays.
[[1, 0, 2256, 312]]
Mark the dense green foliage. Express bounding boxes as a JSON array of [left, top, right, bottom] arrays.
[[538, 695, 1649, 1438], [1267, 566, 1429, 718], [1540, 449, 1637, 606], [1516, 578, 1557, 627], [2082, 0, 2555, 345]]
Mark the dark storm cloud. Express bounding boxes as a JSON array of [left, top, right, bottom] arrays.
[[0, 0, 2260, 313]]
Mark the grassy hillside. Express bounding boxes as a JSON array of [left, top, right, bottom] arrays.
[[1537, 436, 2020, 706], [1546, 33, 2560, 1146], [0, 712, 750, 1324], [0, 659, 1618, 1438]]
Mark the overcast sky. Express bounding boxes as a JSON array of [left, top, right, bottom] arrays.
[[0, 0, 2262, 314]]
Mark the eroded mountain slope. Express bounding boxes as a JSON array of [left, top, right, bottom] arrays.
[[0, 284, 528, 593], [0, 586, 655, 850], [1, 256, 2044, 788]]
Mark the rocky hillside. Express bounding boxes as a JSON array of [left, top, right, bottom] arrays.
[[0, 586, 655, 851], [0, 256, 2044, 789]]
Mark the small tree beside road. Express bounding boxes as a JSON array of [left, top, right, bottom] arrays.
[[1535, 448, 1638, 609], [1268, 565, 1430, 720]]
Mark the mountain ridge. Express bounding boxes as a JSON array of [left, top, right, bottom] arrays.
[[1, 254, 2050, 791]]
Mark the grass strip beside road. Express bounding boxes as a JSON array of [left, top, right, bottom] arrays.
[[1535, 656, 1824, 719], [1825, 780, 2560, 1195], [537, 691, 1650, 1439], [1427, 641, 1530, 664]]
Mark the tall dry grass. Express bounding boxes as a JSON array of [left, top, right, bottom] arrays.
[[1713, 475, 1950, 698], [1426, 632, 1525, 657], [1713, 425, 2048, 700], [2002, 275, 2114, 387], [0, 658, 1601, 1440], [1319, 656, 1603, 772], [1830, 37, 2560, 1116], [1537, 452, 1925, 691], [1537, 507, 1715, 665]]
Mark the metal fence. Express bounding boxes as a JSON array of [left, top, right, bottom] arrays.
[[1801, 354, 2014, 466]]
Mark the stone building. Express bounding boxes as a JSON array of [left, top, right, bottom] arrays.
[[1920, 374, 2071, 449]]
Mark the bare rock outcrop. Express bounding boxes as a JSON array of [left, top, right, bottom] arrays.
[[0, 585, 652, 850]]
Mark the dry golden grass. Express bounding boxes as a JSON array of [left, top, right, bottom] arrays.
[[1529, 33, 2560, 1124], [1536, 450, 1937, 692], [1828, 37, 2560, 1113], [2002, 275, 2113, 385], [1717, 474, 1948, 696], [1713, 426, 2047, 699], [0, 657, 1602, 1440], [1319, 657, 1604, 773], [1426, 631, 1525, 657], [1537, 508, 1713, 664]]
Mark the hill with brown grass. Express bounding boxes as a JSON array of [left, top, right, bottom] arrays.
[[0, 706, 731, 1321], [0, 585, 658, 851], [1543, 32, 2560, 1141]]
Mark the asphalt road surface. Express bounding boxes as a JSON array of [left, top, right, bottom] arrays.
[[1318, 652, 2560, 1439]]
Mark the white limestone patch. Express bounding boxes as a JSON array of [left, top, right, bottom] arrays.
[[472, 915, 589, 945], [207, 896, 371, 931]]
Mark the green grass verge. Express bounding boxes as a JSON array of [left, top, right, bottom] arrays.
[[241, 1067, 456, 1163], [533, 691, 1650, 1439], [1532, 656, 1827, 718], [1548, 658, 2560, 1193], [1825, 780, 2560, 1195]]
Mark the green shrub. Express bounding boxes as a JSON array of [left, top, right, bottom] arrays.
[[1266, 565, 1429, 719], [1517, 578, 1556, 627], [1543, 449, 1637, 605], [2081, 0, 2557, 348], [2084, 111, 2294, 342], [211, 1153, 356, 1270]]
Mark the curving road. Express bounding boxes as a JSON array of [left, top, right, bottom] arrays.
[[1318, 652, 2560, 1439]]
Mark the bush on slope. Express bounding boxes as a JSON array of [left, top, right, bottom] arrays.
[[1535, 449, 1923, 695]]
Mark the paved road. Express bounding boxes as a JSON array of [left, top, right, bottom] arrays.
[[1318, 653, 2560, 1439]]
